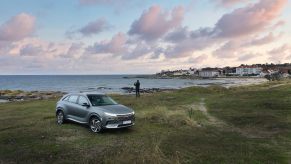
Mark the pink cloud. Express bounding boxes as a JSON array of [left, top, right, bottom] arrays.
[[78, 18, 112, 36], [237, 53, 260, 61], [212, 32, 280, 59], [128, 5, 184, 41], [272, 20, 286, 29], [122, 41, 153, 60], [164, 26, 189, 43], [214, 0, 287, 38], [87, 32, 127, 55], [268, 44, 291, 62], [216, 0, 251, 7], [245, 33, 279, 46], [0, 13, 36, 42], [189, 54, 208, 63], [60, 43, 84, 59], [161, 0, 287, 59], [19, 44, 43, 56], [213, 41, 241, 58], [87, 32, 157, 59], [81, 0, 288, 61]]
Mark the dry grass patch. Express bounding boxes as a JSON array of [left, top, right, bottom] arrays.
[[139, 106, 197, 127]]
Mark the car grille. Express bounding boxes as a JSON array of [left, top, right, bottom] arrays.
[[116, 114, 134, 121], [106, 114, 135, 125]]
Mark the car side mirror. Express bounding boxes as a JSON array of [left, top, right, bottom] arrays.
[[82, 103, 90, 108]]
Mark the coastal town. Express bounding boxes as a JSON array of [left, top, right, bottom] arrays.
[[156, 63, 291, 79]]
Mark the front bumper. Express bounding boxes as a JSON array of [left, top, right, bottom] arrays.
[[104, 114, 135, 129], [105, 122, 135, 129]]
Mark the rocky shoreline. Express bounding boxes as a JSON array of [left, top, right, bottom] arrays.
[[121, 87, 176, 93], [0, 90, 65, 102], [0, 87, 176, 103], [122, 74, 268, 80]]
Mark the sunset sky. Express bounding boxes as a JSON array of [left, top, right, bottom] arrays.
[[0, 0, 290, 74]]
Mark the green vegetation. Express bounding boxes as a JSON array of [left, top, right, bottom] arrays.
[[1, 80, 291, 163]]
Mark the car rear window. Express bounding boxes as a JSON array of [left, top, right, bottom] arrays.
[[68, 95, 78, 103]]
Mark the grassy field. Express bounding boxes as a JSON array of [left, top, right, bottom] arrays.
[[0, 80, 291, 163]]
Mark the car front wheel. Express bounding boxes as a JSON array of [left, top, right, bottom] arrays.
[[56, 111, 65, 124], [90, 117, 102, 133]]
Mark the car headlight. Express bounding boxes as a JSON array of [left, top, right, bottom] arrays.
[[104, 112, 117, 117], [131, 111, 135, 115]]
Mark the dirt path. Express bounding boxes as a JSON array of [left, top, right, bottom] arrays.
[[190, 98, 226, 127], [268, 83, 285, 89], [189, 98, 265, 138]]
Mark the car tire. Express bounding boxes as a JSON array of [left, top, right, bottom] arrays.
[[89, 117, 102, 133], [56, 111, 65, 125]]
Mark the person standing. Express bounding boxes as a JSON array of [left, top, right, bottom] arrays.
[[134, 80, 140, 98]]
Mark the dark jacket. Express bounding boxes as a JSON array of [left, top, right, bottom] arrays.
[[134, 81, 140, 89]]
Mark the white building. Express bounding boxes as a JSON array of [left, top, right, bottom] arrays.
[[199, 69, 220, 78], [188, 68, 197, 75], [173, 70, 189, 76], [173, 71, 183, 76], [236, 66, 262, 76]]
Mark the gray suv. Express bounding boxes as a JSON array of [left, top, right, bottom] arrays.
[[56, 92, 135, 133]]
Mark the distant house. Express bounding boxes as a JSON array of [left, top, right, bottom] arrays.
[[222, 67, 236, 76], [173, 71, 183, 76], [173, 70, 189, 76], [259, 70, 271, 77], [279, 68, 291, 75], [236, 66, 262, 76], [199, 68, 220, 78], [282, 73, 290, 78], [188, 68, 197, 75]]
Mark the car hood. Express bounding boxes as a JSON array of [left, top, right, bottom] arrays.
[[94, 104, 133, 115]]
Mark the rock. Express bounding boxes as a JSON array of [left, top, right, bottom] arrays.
[[121, 87, 135, 93], [120, 87, 175, 94], [29, 94, 38, 99], [15, 93, 25, 99], [0, 90, 65, 102], [97, 87, 112, 90], [121, 87, 134, 90], [0, 95, 9, 100]]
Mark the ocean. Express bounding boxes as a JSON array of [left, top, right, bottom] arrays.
[[0, 75, 267, 94]]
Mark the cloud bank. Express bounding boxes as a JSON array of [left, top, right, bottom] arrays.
[[0, 13, 35, 42], [0, 0, 289, 74]]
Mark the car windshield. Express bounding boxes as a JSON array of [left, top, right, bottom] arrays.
[[87, 95, 118, 106]]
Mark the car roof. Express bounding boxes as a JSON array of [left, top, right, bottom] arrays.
[[65, 92, 105, 97]]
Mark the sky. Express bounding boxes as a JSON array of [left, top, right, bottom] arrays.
[[0, 0, 290, 75]]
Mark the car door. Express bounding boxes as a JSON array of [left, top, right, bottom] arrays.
[[74, 96, 91, 122], [66, 95, 79, 119]]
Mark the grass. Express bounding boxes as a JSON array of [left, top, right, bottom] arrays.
[[0, 80, 291, 163]]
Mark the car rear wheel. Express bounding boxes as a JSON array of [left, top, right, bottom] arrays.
[[90, 117, 102, 133], [56, 111, 65, 124]]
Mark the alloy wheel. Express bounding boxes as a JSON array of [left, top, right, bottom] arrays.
[[90, 118, 102, 133], [57, 112, 64, 124]]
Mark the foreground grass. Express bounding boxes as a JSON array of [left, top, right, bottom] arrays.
[[0, 80, 291, 163]]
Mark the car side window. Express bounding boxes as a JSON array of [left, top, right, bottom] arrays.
[[63, 96, 70, 101], [68, 95, 78, 104], [78, 96, 89, 105]]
